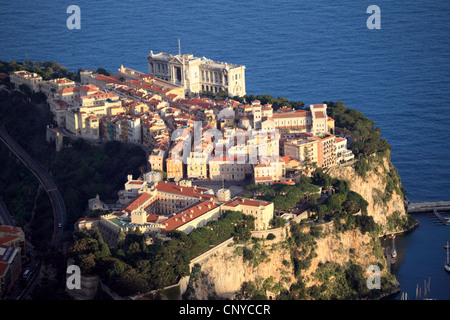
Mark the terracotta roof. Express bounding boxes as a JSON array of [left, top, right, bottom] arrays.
[[154, 182, 215, 200], [272, 109, 309, 119], [123, 193, 154, 213], [280, 155, 301, 164], [314, 111, 325, 119], [94, 74, 123, 85], [0, 235, 20, 246], [0, 225, 22, 234], [255, 176, 273, 181], [146, 214, 160, 223], [161, 199, 219, 233], [223, 197, 271, 208]]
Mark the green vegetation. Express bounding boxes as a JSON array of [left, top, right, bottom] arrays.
[[68, 211, 255, 296], [325, 101, 391, 159], [231, 94, 305, 111], [47, 139, 147, 225], [0, 60, 77, 81], [246, 178, 320, 212], [0, 87, 148, 228], [242, 241, 269, 267], [0, 143, 54, 251], [0, 59, 113, 83], [308, 169, 379, 235], [386, 210, 417, 233]]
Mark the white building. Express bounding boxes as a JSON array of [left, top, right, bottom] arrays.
[[147, 50, 246, 97], [10, 70, 43, 93]]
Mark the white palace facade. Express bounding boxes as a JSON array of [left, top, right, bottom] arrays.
[[147, 50, 246, 97]]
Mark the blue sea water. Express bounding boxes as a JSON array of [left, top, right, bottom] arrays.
[[0, 0, 449, 299]]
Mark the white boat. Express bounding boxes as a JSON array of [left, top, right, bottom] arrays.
[[445, 242, 450, 273], [391, 237, 397, 260]]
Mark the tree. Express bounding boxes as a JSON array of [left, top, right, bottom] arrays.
[[312, 168, 332, 188], [96, 67, 112, 76], [215, 89, 229, 101], [114, 268, 149, 296]]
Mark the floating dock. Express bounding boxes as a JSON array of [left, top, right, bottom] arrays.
[[407, 202, 450, 226]]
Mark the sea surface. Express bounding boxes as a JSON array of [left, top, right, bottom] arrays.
[[0, 0, 449, 299]]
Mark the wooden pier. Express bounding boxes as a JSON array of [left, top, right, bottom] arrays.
[[407, 201, 450, 226]]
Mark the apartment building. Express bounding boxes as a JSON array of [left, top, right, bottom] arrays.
[[335, 137, 355, 163], [209, 155, 251, 181], [221, 197, 274, 231], [40, 77, 75, 97], [10, 70, 43, 93], [283, 133, 321, 168], [317, 133, 336, 168], [253, 157, 286, 185], [187, 151, 209, 180]]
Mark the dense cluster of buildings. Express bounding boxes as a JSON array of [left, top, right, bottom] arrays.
[[76, 176, 274, 247], [9, 50, 356, 249], [11, 57, 354, 187]]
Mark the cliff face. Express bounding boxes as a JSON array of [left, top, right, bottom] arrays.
[[327, 152, 410, 234], [185, 241, 294, 300], [185, 153, 407, 299]]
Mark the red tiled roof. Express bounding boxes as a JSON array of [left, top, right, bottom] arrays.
[[154, 182, 215, 200], [146, 214, 160, 223], [272, 109, 309, 119], [223, 197, 271, 208], [0, 225, 21, 234], [123, 193, 154, 213], [0, 235, 20, 246], [314, 111, 325, 119], [161, 199, 219, 233]]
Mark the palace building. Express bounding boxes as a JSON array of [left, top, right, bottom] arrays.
[[147, 50, 246, 97]]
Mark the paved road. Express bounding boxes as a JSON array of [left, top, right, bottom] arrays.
[[0, 125, 66, 248], [0, 197, 15, 226]]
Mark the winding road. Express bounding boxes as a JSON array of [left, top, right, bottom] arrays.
[[0, 125, 66, 248]]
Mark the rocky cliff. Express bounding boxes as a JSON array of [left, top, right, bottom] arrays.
[[184, 152, 412, 300], [327, 151, 413, 235]]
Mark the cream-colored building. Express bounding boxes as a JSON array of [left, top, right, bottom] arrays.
[[253, 157, 286, 185], [270, 104, 333, 136], [10, 70, 43, 93], [41, 78, 75, 97], [76, 179, 219, 244], [335, 137, 355, 163], [187, 151, 209, 180], [318, 133, 336, 168], [310, 104, 330, 136], [221, 197, 274, 230], [147, 50, 246, 97], [149, 148, 166, 172], [209, 155, 252, 181], [283, 134, 321, 170], [118, 65, 185, 100], [166, 156, 184, 181], [54, 84, 100, 105], [65, 105, 118, 138]]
